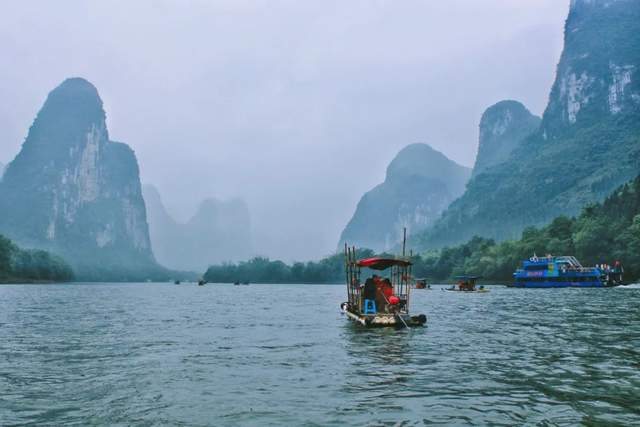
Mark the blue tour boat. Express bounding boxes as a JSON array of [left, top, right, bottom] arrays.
[[513, 255, 624, 288]]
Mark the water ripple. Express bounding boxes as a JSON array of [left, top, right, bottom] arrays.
[[0, 284, 639, 425]]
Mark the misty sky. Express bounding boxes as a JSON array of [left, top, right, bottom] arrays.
[[0, 1, 568, 261]]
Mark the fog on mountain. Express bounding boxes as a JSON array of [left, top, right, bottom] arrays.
[[143, 184, 252, 272], [339, 144, 470, 252], [1, 0, 638, 281], [414, 0, 640, 250], [0, 78, 163, 280]]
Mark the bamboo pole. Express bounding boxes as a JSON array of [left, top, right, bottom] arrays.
[[402, 227, 407, 258], [345, 243, 350, 305]]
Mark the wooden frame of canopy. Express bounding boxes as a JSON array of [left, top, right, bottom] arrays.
[[343, 248, 413, 316]]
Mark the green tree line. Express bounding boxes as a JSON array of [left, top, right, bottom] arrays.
[[0, 234, 74, 283], [204, 176, 640, 284], [415, 175, 640, 282], [204, 248, 375, 284]]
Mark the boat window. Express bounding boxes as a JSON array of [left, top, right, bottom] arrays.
[[524, 264, 549, 271]]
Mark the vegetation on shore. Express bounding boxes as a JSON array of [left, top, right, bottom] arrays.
[[0, 234, 74, 283], [415, 175, 640, 282], [204, 249, 375, 284], [205, 176, 640, 284]]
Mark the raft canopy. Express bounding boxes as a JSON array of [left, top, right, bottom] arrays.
[[356, 257, 412, 270]]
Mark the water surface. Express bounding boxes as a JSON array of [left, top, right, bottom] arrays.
[[1, 283, 639, 425]]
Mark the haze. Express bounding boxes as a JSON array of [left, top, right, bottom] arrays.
[[0, 1, 567, 261]]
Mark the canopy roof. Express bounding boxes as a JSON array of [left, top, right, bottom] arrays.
[[356, 257, 412, 270]]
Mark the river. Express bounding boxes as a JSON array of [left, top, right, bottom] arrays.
[[1, 283, 639, 425]]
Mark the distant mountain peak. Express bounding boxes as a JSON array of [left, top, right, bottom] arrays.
[[143, 186, 252, 271], [339, 143, 470, 252], [57, 77, 100, 94], [472, 100, 540, 177], [0, 78, 158, 280], [413, 0, 640, 250], [542, 0, 640, 137], [40, 77, 103, 119], [386, 143, 464, 181]]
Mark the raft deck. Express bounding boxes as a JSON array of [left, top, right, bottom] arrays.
[[343, 308, 426, 327]]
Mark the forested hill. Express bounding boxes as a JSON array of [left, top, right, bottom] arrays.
[[412, 175, 640, 282], [413, 0, 640, 250], [0, 234, 74, 283], [471, 100, 540, 178], [204, 175, 640, 284], [203, 248, 376, 284]]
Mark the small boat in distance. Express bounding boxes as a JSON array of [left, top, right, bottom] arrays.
[[414, 278, 430, 289], [512, 255, 624, 288], [444, 276, 488, 293]]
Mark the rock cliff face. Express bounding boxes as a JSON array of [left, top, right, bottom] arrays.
[[0, 161, 4, 180], [143, 185, 253, 272], [543, 0, 640, 137], [339, 143, 470, 252], [0, 78, 159, 279], [472, 101, 540, 178], [414, 0, 640, 250]]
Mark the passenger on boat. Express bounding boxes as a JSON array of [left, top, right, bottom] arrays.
[[372, 274, 382, 287], [362, 277, 377, 313], [374, 283, 385, 312], [372, 276, 391, 312], [382, 278, 394, 299], [381, 278, 394, 311]]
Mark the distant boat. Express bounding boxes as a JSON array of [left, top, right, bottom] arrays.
[[233, 281, 240, 286], [174, 280, 181, 285], [512, 255, 624, 288], [242, 281, 250, 285], [414, 278, 428, 289], [198, 279, 206, 286], [444, 276, 488, 293]]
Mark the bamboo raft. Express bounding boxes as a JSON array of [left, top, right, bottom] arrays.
[[341, 229, 427, 328], [341, 302, 427, 327]]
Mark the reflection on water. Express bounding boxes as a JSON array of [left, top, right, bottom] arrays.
[[341, 325, 416, 398], [0, 283, 639, 425]]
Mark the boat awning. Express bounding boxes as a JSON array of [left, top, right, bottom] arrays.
[[356, 257, 412, 270]]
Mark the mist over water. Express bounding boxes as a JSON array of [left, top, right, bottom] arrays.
[[0, 1, 568, 260]]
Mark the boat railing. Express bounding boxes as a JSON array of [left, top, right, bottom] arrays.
[[555, 256, 584, 268], [516, 266, 601, 274]]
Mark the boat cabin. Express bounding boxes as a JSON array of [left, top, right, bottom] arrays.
[[513, 255, 624, 287]]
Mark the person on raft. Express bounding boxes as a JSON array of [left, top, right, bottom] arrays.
[[370, 277, 394, 312], [362, 275, 399, 313], [362, 277, 377, 312]]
